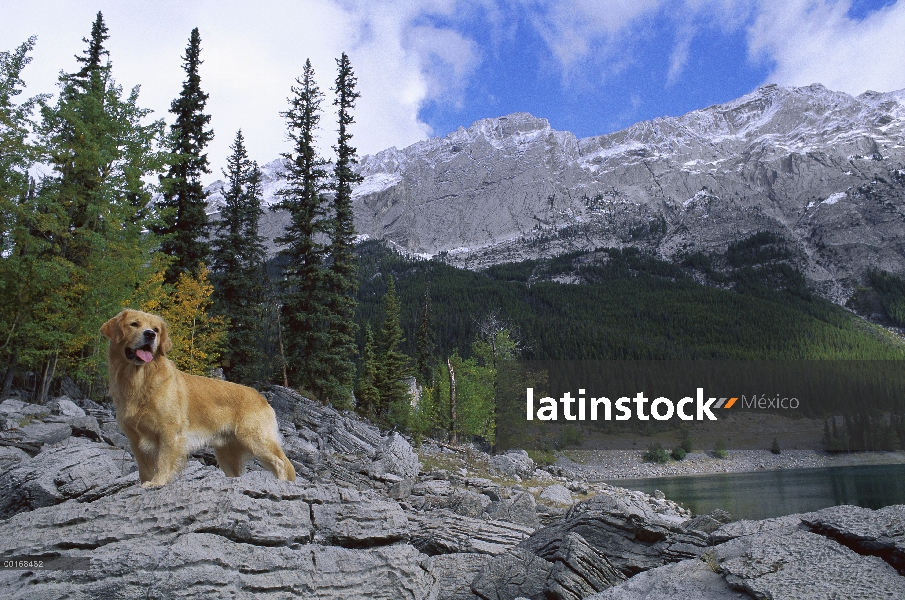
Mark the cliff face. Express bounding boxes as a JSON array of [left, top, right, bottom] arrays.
[[207, 84, 905, 302]]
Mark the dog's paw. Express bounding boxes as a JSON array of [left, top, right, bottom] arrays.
[[141, 480, 166, 489]]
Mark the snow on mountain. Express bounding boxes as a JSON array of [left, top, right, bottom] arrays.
[[209, 83, 905, 302]]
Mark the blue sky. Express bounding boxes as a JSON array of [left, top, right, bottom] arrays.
[[3, 1, 905, 174]]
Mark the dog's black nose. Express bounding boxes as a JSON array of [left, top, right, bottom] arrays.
[[143, 329, 157, 340]]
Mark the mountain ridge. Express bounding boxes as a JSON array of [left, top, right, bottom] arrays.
[[206, 83, 905, 304]]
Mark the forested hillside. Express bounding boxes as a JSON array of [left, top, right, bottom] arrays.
[[354, 238, 905, 362]]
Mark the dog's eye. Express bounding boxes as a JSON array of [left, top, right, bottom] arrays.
[[153, 327, 160, 333], [130, 322, 139, 327]]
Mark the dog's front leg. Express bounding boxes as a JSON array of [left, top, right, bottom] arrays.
[[142, 434, 187, 488], [122, 427, 156, 483]]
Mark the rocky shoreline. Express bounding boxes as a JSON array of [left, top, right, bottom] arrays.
[[1, 389, 904, 599], [556, 448, 905, 481]]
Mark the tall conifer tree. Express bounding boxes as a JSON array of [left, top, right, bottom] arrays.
[[274, 59, 331, 397], [375, 275, 412, 426], [157, 27, 213, 283], [321, 52, 362, 408], [31, 13, 165, 398], [210, 130, 267, 383], [416, 286, 435, 386]]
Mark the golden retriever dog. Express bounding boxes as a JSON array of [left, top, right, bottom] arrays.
[[101, 309, 296, 487]]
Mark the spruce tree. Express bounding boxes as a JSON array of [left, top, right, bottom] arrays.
[[156, 27, 213, 283], [274, 59, 331, 397], [30, 13, 165, 398], [375, 275, 412, 427], [321, 52, 362, 408], [210, 130, 267, 384], [415, 286, 435, 386], [355, 324, 380, 420]]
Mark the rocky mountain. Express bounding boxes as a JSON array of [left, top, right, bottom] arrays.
[[207, 83, 905, 303]]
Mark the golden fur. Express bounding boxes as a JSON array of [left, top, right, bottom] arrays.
[[101, 309, 295, 488]]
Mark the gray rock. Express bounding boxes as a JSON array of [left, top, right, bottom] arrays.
[[0, 445, 29, 475], [519, 491, 706, 576], [446, 488, 491, 518], [682, 509, 735, 536], [801, 504, 905, 574], [587, 558, 748, 600], [60, 414, 104, 442], [0, 441, 131, 518], [48, 397, 85, 417], [371, 431, 421, 479], [0, 466, 421, 557], [543, 532, 626, 600], [411, 509, 537, 556], [711, 513, 812, 545], [415, 479, 452, 496], [0, 533, 437, 599], [486, 492, 541, 528], [13, 421, 71, 445], [59, 376, 84, 400], [470, 548, 553, 600], [0, 399, 49, 418], [311, 490, 409, 547], [427, 553, 487, 600], [715, 528, 905, 600], [266, 386, 420, 480], [388, 478, 415, 499], [538, 484, 573, 506], [488, 450, 535, 479]]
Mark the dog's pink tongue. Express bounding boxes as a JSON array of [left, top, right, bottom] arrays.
[[136, 349, 154, 363]]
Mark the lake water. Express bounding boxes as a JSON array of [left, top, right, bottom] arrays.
[[606, 463, 905, 520]]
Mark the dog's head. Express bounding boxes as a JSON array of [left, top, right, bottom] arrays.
[[100, 309, 172, 365]]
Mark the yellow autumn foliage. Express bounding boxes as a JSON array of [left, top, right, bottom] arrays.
[[139, 264, 227, 375]]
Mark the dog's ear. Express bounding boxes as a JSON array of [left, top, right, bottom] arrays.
[[158, 318, 173, 355], [100, 311, 126, 342]]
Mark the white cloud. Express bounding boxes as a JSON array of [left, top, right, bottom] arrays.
[[747, 0, 905, 95], [523, 0, 663, 75], [0, 0, 482, 174]]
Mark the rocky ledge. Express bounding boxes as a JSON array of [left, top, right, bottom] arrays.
[[0, 390, 903, 599]]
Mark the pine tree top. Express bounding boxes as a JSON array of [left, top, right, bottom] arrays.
[[66, 11, 110, 95]]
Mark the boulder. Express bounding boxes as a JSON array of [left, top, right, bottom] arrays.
[[715, 528, 905, 599], [446, 488, 491, 518], [48, 396, 86, 417], [427, 553, 488, 600], [538, 484, 573, 506], [410, 509, 537, 556], [488, 450, 535, 479], [9, 421, 71, 445], [470, 547, 553, 600], [586, 558, 744, 600], [371, 431, 421, 479], [311, 490, 409, 547], [0, 399, 49, 419], [801, 504, 905, 574], [486, 492, 541, 528], [0, 445, 29, 475], [266, 386, 421, 479], [519, 491, 706, 576], [543, 532, 626, 600], [0, 441, 131, 518]]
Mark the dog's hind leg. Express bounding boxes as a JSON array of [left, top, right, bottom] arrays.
[[214, 440, 246, 477], [242, 435, 296, 481]]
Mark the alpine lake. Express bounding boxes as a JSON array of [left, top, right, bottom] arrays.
[[606, 463, 905, 520]]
